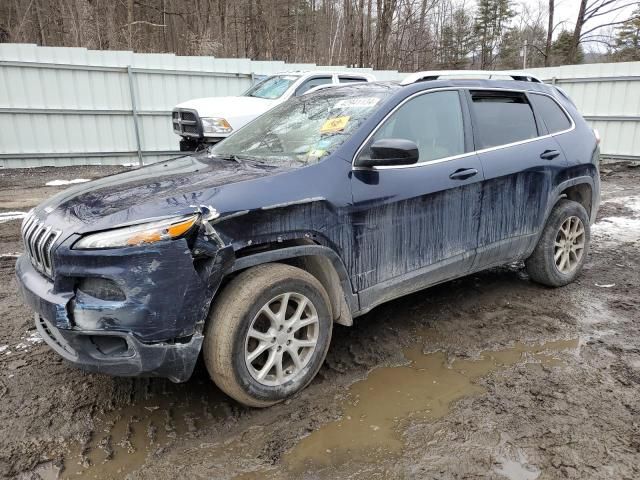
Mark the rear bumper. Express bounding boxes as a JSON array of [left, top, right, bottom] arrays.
[[34, 313, 203, 382]]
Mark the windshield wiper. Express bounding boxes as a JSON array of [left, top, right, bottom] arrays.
[[209, 153, 241, 164], [209, 152, 276, 165]]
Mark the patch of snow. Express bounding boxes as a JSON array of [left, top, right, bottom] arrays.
[[617, 196, 640, 213], [592, 217, 640, 246], [0, 211, 27, 224], [602, 195, 640, 214], [45, 178, 90, 186], [26, 332, 43, 344], [0, 345, 8, 353]]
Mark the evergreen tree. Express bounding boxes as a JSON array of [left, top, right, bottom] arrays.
[[497, 24, 546, 69], [440, 7, 475, 69], [613, 7, 640, 61], [551, 30, 583, 65], [474, 0, 515, 69]]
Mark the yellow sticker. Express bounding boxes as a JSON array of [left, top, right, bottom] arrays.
[[320, 116, 350, 134], [307, 149, 326, 159]]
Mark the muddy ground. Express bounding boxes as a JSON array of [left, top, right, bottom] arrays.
[[0, 162, 639, 480]]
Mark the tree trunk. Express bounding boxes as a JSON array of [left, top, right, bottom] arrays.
[[570, 0, 588, 64], [34, 0, 46, 46], [358, 0, 365, 67], [545, 0, 553, 66]]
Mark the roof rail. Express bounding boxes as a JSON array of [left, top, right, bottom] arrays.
[[400, 70, 543, 85]]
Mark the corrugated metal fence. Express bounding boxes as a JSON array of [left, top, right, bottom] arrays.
[[525, 62, 640, 162], [0, 44, 404, 168], [1, 44, 638, 167]]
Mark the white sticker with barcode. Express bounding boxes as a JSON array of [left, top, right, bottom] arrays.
[[334, 97, 380, 109]]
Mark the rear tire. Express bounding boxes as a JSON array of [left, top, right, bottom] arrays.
[[525, 199, 590, 287], [203, 263, 332, 407]]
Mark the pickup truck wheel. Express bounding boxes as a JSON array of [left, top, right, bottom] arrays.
[[525, 199, 590, 287], [203, 263, 332, 407]]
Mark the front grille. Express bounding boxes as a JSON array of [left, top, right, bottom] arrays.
[[181, 111, 196, 122], [21, 213, 61, 278], [172, 108, 201, 138]]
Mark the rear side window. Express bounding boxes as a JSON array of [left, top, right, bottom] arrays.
[[296, 76, 332, 96], [339, 76, 367, 83], [529, 93, 572, 134], [470, 91, 538, 149]]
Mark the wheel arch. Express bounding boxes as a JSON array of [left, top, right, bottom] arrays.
[[229, 242, 357, 326], [546, 176, 597, 225]]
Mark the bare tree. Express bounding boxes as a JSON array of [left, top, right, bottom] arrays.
[[0, 0, 636, 70], [545, 0, 553, 66], [570, 0, 638, 63]]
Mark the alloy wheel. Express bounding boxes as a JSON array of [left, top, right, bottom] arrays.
[[554, 216, 585, 274], [244, 292, 319, 386]]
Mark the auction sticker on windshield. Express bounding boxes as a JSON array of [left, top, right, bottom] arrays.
[[334, 97, 380, 109], [321, 116, 350, 134]]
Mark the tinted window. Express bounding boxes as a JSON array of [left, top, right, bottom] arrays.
[[529, 93, 572, 134], [362, 90, 465, 163], [339, 76, 367, 83], [470, 92, 538, 148], [296, 77, 332, 96]]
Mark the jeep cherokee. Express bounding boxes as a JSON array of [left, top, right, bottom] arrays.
[[16, 72, 600, 407]]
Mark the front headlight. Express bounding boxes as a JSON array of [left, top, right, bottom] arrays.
[[73, 214, 199, 249], [201, 117, 233, 134]]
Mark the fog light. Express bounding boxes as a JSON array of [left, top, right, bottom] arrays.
[[77, 277, 126, 302]]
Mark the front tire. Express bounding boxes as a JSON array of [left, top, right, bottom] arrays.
[[203, 263, 333, 407], [525, 199, 591, 287]]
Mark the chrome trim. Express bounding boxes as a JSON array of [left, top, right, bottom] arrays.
[[37, 226, 52, 266], [21, 215, 61, 277], [351, 86, 576, 171], [45, 231, 62, 272], [21, 213, 35, 237], [24, 220, 40, 259], [401, 70, 544, 85]]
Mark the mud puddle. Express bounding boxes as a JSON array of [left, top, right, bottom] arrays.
[[62, 379, 228, 479], [240, 333, 579, 478]]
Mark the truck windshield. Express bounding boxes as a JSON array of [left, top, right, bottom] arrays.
[[211, 84, 398, 166], [244, 75, 300, 100]]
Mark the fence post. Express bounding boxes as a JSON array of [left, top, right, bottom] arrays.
[[127, 65, 144, 167]]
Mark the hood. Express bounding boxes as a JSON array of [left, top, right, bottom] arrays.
[[36, 154, 295, 234], [175, 95, 279, 131]]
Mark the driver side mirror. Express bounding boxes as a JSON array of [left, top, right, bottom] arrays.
[[355, 138, 419, 168]]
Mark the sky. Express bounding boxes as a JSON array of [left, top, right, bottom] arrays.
[[518, 0, 638, 45]]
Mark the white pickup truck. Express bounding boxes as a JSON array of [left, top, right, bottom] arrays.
[[172, 71, 376, 151]]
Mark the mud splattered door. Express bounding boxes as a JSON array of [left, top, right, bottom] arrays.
[[350, 90, 484, 308], [465, 89, 569, 269]]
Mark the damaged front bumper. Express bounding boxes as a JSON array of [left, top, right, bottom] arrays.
[[15, 234, 230, 382], [33, 313, 203, 382]]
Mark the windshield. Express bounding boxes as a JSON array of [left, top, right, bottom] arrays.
[[243, 75, 301, 100], [211, 84, 398, 166]]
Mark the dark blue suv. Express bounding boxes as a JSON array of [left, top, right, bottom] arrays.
[[16, 72, 600, 406]]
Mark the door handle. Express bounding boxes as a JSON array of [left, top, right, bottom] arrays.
[[449, 168, 478, 180], [540, 149, 560, 160]]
